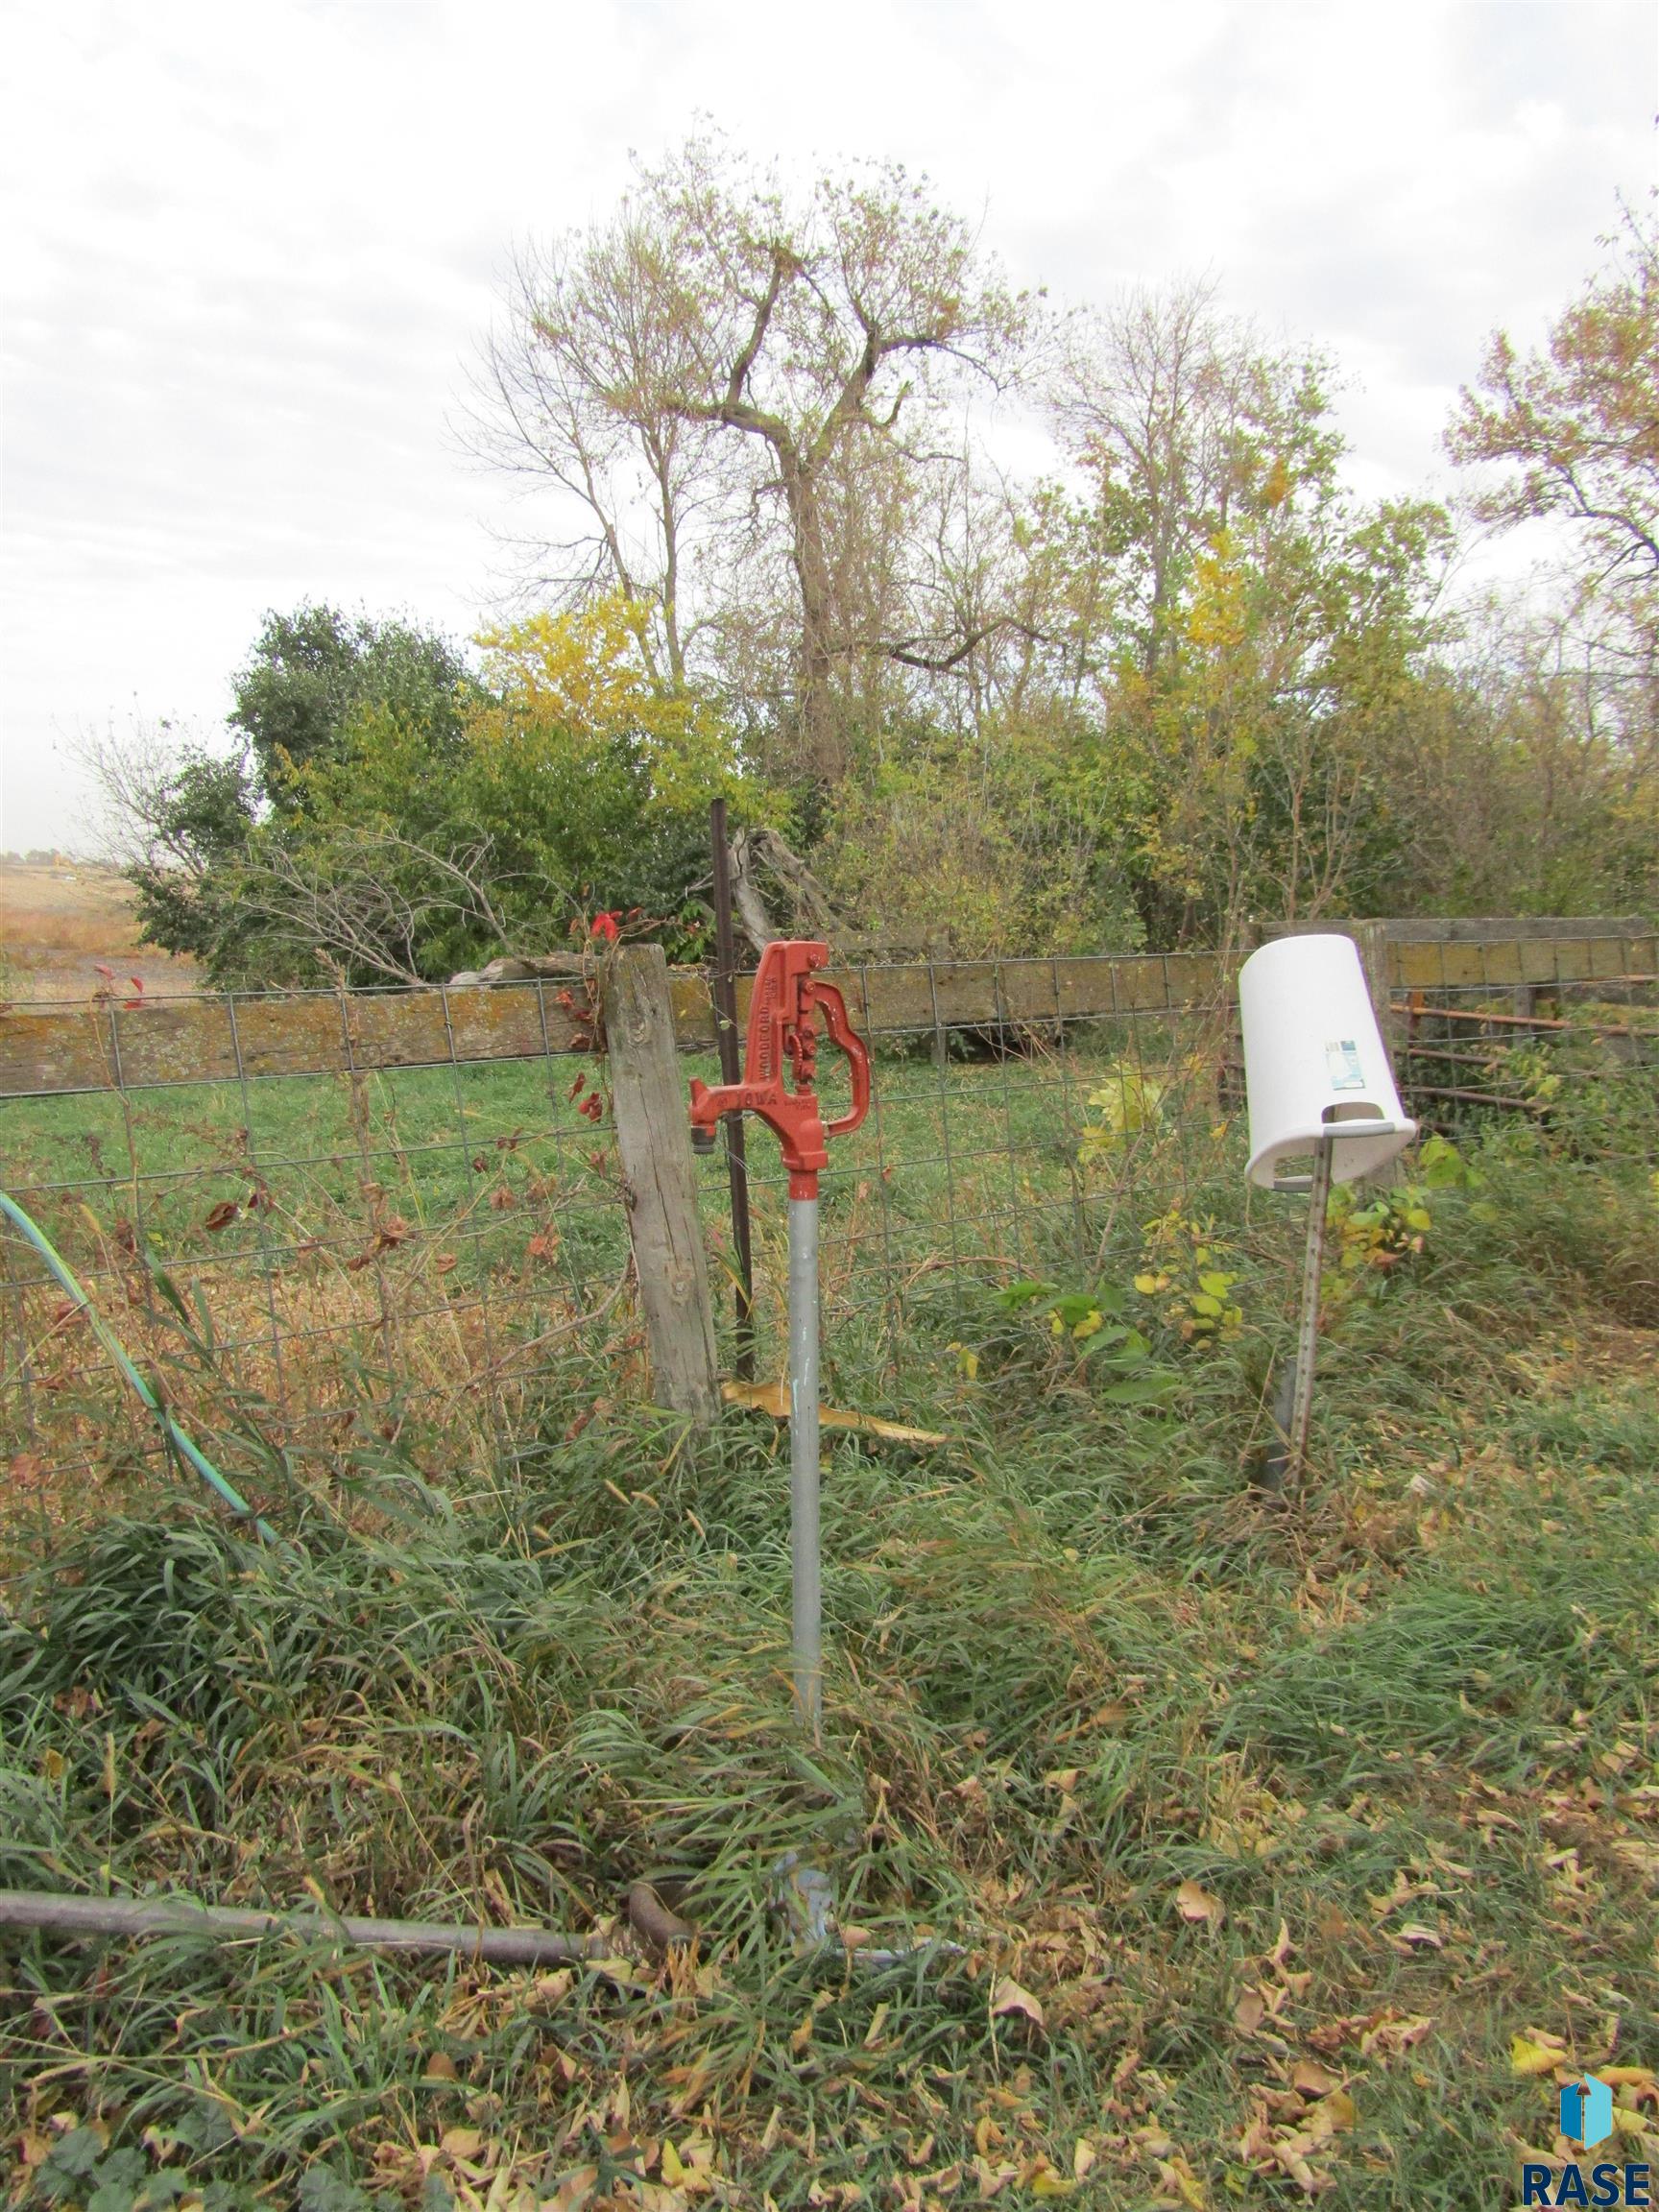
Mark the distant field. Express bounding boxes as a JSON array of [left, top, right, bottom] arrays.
[[0, 860, 201, 1001]]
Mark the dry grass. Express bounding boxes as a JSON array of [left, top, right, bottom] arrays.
[[0, 862, 200, 1000]]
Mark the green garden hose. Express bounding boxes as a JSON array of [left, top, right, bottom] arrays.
[[0, 1190, 276, 1543]]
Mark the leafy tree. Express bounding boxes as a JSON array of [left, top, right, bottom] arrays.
[[213, 594, 761, 986], [229, 603, 476, 793], [123, 743, 262, 969], [1447, 204, 1659, 917], [1448, 202, 1659, 587]]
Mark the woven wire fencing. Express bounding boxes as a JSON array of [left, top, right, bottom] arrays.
[[1388, 950, 1659, 1178], [2, 932, 1654, 1562], [699, 961, 1254, 1402], [0, 983, 637, 1557]]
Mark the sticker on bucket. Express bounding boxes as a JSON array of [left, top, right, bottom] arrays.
[[1325, 1039, 1366, 1092]]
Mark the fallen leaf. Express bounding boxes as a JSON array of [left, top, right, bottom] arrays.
[[1154, 2151, 1208, 2208], [422, 2052, 460, 2082], [720, 1379, 950, 1446], [992, 1976, 1046, 2030], [1392, 1922, 1443, 1950], [440, 2127, 484, 2159], [1175, 1879, 1223, 1926], [1511, 2032, 1567, 2078], [1358, 2010, 1434, 2056], [1072, 2139, 1097, 2181], [1025, 2156, 1076, 2198], [204, 1200, 239, 1232], [1308, 2088, 1357, 2137], [546, 2166, 598, 2212], [1234, 1991, 1266, 2033], [1291, 2059, 1339, 2097]]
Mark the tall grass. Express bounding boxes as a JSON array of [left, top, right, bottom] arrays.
[[4, 1073, 1659, 2206]]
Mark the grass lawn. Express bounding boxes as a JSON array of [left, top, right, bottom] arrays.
[[2, 1022, 1657, 2209]]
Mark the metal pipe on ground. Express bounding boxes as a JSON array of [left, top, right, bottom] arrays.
[[0, 1884, 692, 1965]]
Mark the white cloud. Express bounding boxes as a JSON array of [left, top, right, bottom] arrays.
[[1, 0, 1652, 847]]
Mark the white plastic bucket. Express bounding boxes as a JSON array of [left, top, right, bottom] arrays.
[[1238, 934, 1416, 1189]]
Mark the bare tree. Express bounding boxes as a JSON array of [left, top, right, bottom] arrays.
[[231, 830, 528, 988], [472, 219, 736, 687], [472, 135, 1031, 788]]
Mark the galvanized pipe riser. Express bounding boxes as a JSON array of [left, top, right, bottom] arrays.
[[1285, 1135, 1334, 1486], [787, 1194, 822, 1732]]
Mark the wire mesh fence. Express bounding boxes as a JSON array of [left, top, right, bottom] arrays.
[[2, 928, 1654, 1562], [0, 985, 637, 1550]]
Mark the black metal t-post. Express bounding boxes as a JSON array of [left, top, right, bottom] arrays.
[[709, 798, 757, 1380]]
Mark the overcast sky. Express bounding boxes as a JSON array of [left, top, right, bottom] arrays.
[[1, 0, 1653, 853]]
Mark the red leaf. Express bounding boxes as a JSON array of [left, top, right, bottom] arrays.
[[204, 1200, 240, 1232]]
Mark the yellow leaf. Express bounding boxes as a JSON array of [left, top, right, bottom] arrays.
[[1291, 2059, 1339, 2097], [992, 1976, 1046, 2030], [1072, 2139, 1097, 2181], [661, 2142, 686, 2185], [1310, 2088, 1357, 2136], [1174, 1879, 1223, 1926], [1134, 1273, 1160, 1295], [1027, 2160, 1076, 2197], [1511, 2033, 1566, 2078], [441, 2128, 484, 2159], [1155, 2151, 1208, 2208], [721, 1380, 950, 1447], [546, 2167, 598, 2212]]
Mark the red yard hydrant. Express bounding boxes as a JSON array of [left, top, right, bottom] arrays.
[[689, 941, 870, 1728]]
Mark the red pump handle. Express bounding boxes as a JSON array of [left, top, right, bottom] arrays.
[[688, 940, 871, 1198], [813, 974, 871, 1140]]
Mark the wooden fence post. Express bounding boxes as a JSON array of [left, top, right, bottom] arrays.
[[602, 946, 720, 1426], [1352, 919, 1408, 1182], [1352, 920, 1398, 1059]]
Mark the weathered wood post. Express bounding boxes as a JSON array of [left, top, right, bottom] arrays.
[[1352, 920, 1407, 1186], [1352, 920, 1398, 1059], [601, 946, 721, 1427]]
